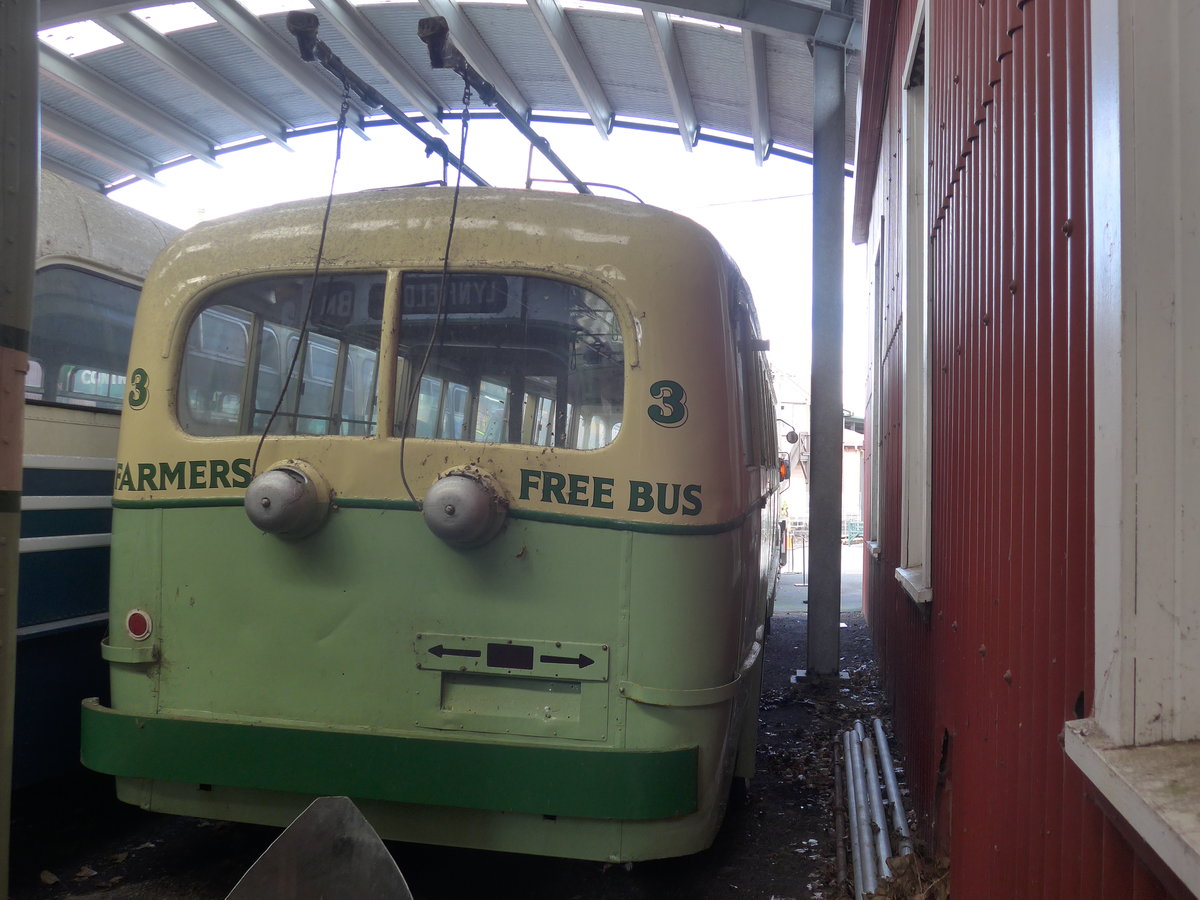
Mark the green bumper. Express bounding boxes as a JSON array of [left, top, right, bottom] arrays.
[[81, 699, 697, 820]]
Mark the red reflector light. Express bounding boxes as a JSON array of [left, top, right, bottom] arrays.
[[126, 609, 152, 641]]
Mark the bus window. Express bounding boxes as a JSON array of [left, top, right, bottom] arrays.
[[296, 334, 339, 434], [25, 360, 44, 400], [414, 376, 442, 438], [60, 365, 126, 404], [180, 306, 252, 434], [341, 345, 379, 436], [394, 274, 623, 449], [29, 265, 141, 409], [440, 382, 470, 440], [179, 274, 383, 437], [476, 379, 508, 442]]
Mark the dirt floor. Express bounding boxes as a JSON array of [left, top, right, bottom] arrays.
[[9, 609, 913, 900]]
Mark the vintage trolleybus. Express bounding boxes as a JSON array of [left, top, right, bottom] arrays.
[[81, 187, 782, 862]]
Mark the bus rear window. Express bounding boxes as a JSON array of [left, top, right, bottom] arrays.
[[394, 273, 624, 450], [179, 274, 382, 437], [176, 271, 624, 449], [28, 265, 140, 409]]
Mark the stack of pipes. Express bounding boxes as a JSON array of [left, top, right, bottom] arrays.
[[837, 717, 913, 899]]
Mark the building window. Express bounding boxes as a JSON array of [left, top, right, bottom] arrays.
[[866, 241, 884, 559], [894, 11, 932, 604]]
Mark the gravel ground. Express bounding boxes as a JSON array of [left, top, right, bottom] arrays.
[[9, 608, 903, 900]]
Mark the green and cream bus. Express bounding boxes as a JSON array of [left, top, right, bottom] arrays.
[[82, 186, 782, 862]]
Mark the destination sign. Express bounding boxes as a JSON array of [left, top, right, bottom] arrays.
[[401, 274, 509, 316]]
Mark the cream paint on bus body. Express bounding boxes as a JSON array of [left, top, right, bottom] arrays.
[[113, 189, 757, 526]]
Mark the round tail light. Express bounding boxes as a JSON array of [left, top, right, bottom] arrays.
[[245, 459, 332, 539], [423, 466, 509, 548]]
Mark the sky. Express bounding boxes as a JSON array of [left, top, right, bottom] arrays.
[[111, 116, 868, 418]]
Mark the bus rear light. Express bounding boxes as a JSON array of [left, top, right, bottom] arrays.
[[245, 459, 332, 539], [423, 465, 509, 548], [126, 609, 152, 641]]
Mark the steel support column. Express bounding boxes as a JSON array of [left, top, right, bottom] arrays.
[[0, 0, 39, 889], [807, 37, 845, 679]]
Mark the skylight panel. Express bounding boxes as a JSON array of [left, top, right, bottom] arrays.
[[38, 21, 123, 57], [668, 12, 740, 31], [559, 0, 643, 17], [240, 0, 314, 14], [131, 3, 216, 33]]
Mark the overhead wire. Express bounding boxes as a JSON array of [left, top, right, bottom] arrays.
[[398, 82, 473, 505], [252, 79, 352, 476]]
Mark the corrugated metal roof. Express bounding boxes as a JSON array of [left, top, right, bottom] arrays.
[[36, 0, 861, 191]]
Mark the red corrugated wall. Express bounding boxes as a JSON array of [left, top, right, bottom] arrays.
[[861, 1, 1179, 896]]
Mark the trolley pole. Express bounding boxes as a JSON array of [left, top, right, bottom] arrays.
[[0, 0, 38, 888], [805, 34, 846, 681]]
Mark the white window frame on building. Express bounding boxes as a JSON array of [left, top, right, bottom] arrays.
[[866, 240, 884, 560], [1064, 0, 1200, 894], [894, 4, 932, 605]]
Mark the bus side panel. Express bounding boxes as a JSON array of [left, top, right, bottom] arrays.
[[16, 406, 120, 787]]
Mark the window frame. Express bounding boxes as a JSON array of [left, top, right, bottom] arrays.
[[1063, 1, 1200, 893], [893, 5, 932, 606]]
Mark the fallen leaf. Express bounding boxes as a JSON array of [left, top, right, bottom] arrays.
[[39, 871, 60, 885]]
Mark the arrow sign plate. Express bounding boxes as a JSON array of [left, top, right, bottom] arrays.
[[414, 633, 609, 682]]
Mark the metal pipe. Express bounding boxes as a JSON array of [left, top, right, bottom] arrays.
[[417, 16, 592, 195], [847, 727, 878, 893], [859, 729, 893, 873], [853, 720, 891, 874], [842, 731, 865, 900], [873, 717, 914, 855], [833, 741, 848, 891], [285, 12, 489, 188]]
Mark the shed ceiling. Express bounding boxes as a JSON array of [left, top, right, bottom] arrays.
[[36, 0, 862, 192]]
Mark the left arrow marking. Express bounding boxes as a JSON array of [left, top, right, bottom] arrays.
[[429, 645, 481, 659]]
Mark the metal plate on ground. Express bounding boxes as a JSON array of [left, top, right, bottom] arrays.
[[226, 796, 412, 899]]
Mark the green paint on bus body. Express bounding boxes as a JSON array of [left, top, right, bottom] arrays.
[[95, 503, 765, 859], [80, 701, 697, 820]]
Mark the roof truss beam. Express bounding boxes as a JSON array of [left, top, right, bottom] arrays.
[[41, 156, 110, 192], [99, 12, 292, 151], [643, 10, 698, 151], [417, 0, 530, 118], [40, 42, 220, 167], [41, 107, 162, 185], [308, 0, 447, 131], [742, 28, 771, 165], [195, 0, 371, 139], [526, 0, 613, 138]]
